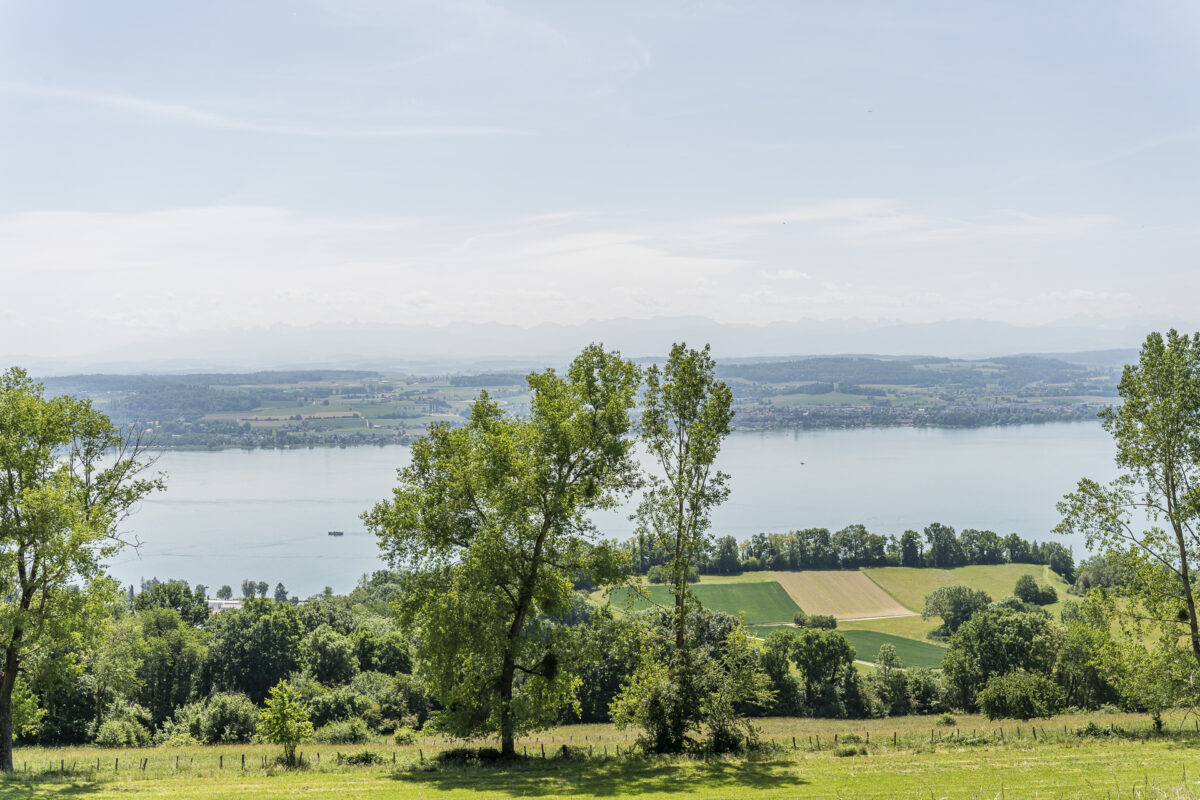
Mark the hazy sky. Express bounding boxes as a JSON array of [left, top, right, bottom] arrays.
[[3, 1, 1199, 356]]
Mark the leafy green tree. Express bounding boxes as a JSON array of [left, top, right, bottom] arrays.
[[240, 580, 256, 599], [274, 583, 288, 603], [216, 585, 233, 601], [364, 345, 640, 757], [256, 680, 313, 767], [1013, 574, 1041, 604], [1057, 330, 1200, 716], [941, 604, 1060, 710], [922, 585, 992, 636], [870, 644, 912, 717], [134, 579, 209, 625], [789, 628, 856, 713], [202, 598, 302, 702], [712, 536, 741, 574], [623, 343, 733, 752], [0, 368, 163, 769], [135, 607, 207, 726], [977, 671, 1064, 720], [924, 522, 965, 567], [256, 581, 269, 598], [304, 624, 358, 685]]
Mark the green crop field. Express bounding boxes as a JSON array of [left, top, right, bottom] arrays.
[[2, 712, 1195, 799], [839, 629, 946, 668], [612, 581, 801, 625]]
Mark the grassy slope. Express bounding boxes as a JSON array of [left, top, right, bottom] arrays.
[[746, 627, 946, 668], [611, 581, 801, 625], [862, 563, 1072, 618], [5, 712, 1195, 799]]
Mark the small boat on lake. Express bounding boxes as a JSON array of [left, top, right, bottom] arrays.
[[328, 530, 344, 537]]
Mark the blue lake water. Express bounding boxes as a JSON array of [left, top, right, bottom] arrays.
[[109, 422, 1118, 596]]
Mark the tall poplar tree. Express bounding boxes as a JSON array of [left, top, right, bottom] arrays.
[[1058, 330, 1200, 722], [614, 343, 738, 752], [363, 345, 640, 757]]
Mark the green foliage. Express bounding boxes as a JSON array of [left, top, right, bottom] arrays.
[[255, 680, 314, 766], [393, 725, 418, 745], [134, 579, 209, 626], [621, 344, 735, 753], [134, 607, 207, 727], [313, 717, 372, 744], [941, 604, 1060, 710], [922, 585, 992, 636], [0, 367, 163, 768], [1058, 330, 1200, 713], [199, 692, 258, 743], [364, 345, 641, 756], [1014, 574, 1058, 606], [202, 598, 302, 702], [304, 624, 359, 685], [793, 612, 837, 629], [978, 671, 1065, 720], [94, 702, 152, 748]]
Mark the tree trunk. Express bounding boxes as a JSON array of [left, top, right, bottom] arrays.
[[0, 650, 16, 772], [499, 652, 516, 758]]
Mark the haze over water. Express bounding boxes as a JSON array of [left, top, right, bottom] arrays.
[[111, 422, 1117, 597]]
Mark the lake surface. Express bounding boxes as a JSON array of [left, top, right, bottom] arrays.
[[110, 422, 1119, 596]]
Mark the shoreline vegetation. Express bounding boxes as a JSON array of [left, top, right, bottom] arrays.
[[38, 352, 1119, 450]]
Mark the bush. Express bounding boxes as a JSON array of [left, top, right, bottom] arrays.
[[833, 745, 868, 757], [393, 726, 418, 745], [794, 612, 837, 629], [434, 747, 505, 765], [256, 680, 314, 767], [937, 712, 957, 727], [95, 718, 150, 748], [313, 717, 372, 744], [343, 750, 383, 765], [95, 703, 152, 748], [200, 693, 258, 744], [308, 686, 379, 728], [978, 672, 1065, 721], [1014, 575, 1058, 606]]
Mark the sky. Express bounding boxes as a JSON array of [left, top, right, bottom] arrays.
[[3, 1, 1199, 358]]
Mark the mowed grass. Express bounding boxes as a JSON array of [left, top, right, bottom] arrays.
[[862, 563, 1072, 618], [5, 712, 1200, 799], [611, 581, 801, 624]]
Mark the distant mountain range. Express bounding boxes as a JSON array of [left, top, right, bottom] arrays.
[[4, 316, 1165, 375]]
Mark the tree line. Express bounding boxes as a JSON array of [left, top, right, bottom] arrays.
[[622, 523, 1075, 579]]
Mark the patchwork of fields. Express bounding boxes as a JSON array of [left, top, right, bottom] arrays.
[[609, 563, 1065, 669]]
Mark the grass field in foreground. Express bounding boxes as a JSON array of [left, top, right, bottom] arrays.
[[4, 712, 1199, 799], [862, 563, 1072, 619], [611, 581, 801, 624]]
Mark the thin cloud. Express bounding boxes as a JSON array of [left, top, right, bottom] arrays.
[[0, 80, 528, 138]]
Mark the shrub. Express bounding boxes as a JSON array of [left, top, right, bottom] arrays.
[[308, 686, 379, 728], [314, 717, 372, 744], [200, 692, 258, 744], [833, 745, 868, 757], [393, 726, 418, 745], [937, 713, 957, 727], [1014, 575, 1058, 606], [646, 565, 666, 584], [978, 672, 1065, 721], [343, 750, 383, 765], [95, 718, 150, 748], [95, 702, 152, 748], [434, 747, 505, 765], [794, 613, 837, 629]]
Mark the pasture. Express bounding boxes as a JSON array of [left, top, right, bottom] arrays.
[[862, 564, 1072, 617], [4, 711, 1197, 799], [771, 571, 913, 619]]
